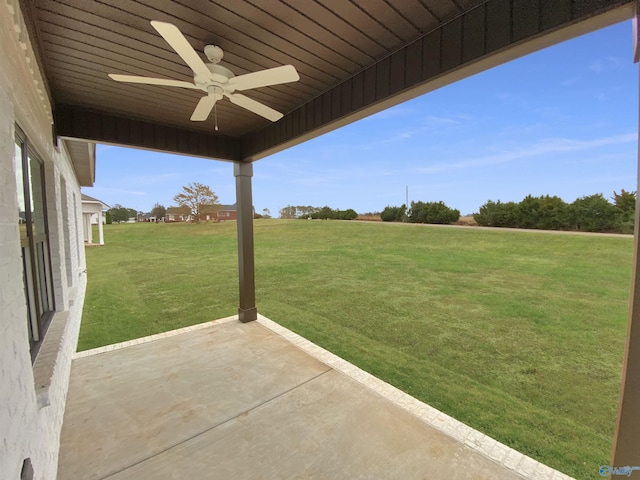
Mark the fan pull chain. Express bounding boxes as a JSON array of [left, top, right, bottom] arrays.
[[214, 103, 219, 131]]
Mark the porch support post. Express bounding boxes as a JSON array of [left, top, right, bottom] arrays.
[[610, 45, 640, 471], [234, 161, 257, 323], [83, 214, 92, 244], [98, 214, 104, 245]]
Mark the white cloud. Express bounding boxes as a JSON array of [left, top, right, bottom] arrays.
[[560, 77, 579, 87], [368, 113, 471, 142], [589, 56, 623, 73], [415, 133, 637, 174], [91, 186, 146, 196], [589, 61, 603, 73]]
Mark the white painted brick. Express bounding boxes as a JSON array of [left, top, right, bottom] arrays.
[[0, 2, 87, 479]]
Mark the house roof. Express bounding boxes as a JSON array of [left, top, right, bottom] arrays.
[[81, 193, 109, 209], [166, 205, 191, 214], [18, 1, 634, 165], [200, 203, 222, 213]]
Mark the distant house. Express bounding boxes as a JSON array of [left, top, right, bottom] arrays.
[[216, 204, 237, 221], [165, 205, 192, 222], [189, 203, 222, 221], [81, 193, 109, 245], [215, 204, 257, 220], [201, 203, 255, 221], [164, 204, 252, 222], [139, 213, 157, 223]]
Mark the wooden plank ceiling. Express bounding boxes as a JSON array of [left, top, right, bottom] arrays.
[[22, 0, 635, 162]]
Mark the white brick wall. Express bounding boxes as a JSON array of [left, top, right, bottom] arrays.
[[0, 2, 87, 479]]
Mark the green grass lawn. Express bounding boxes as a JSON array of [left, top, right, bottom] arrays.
[[82, 220, 632, 479]]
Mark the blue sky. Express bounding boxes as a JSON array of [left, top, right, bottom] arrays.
[[89, 20, 638, 217]]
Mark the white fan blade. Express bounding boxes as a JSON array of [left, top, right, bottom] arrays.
[[150, 21, 212, 80], [191, 95, 217, 121], [108, 74, 200, 89], [229, 65, 299, 91], [227, 93, 283, 122]]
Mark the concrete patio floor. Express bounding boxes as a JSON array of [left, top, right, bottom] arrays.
[[58, 315, 572, 480]]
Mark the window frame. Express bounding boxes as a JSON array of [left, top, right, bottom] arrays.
[[15, 125, 56, 361]]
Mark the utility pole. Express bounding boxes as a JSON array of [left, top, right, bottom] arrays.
[[405, 185, 409, 222]]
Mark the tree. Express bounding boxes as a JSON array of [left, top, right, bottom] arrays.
[[474, 200, 519, 227], [279, 205, 298, 219], [311, 206, 334, 220], [105, 211, 112, 225], [108, 204, 129, 223], [261, 208, 272, 219], [380, 205, 406, 222], [408, 201, 460, 224], [151, 203, 166, 221], [173, 183, 220, 222], [612, 189, 636, 233], [536, 195, 569, 230], [569, 194, 618, 232], [279, 205, 325, 219], [339, 209, 358, 220], [516, 195, 542, 229], [612, 189, 636, 213]]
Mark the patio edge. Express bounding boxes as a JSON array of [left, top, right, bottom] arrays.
[[72, 315, 240, 359], [256, 314, 575, 480]]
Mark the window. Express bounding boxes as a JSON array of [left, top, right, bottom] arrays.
[[15, 126, 55, 361], [60, 178, 73, 287]]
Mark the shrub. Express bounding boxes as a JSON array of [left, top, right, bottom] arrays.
[[409, 201, 460, 224], [338, 209, 358, 220], [569, 194, 618, 232], [380, 205, 406, 222], [474, 200, 519, 227], [309, 206, 358, 220], [475, 191, 633, 233], [535, 195, 569, 230]]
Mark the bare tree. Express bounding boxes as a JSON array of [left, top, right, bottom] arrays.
[[173, 183, 220, 222], [151, 203, 166, 221]]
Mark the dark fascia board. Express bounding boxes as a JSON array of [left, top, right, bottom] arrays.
[[54, 104, 242, 162], [241, 0, 635, 162]]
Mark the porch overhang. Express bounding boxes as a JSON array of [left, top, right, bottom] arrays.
[[18, 0, 635, 161], [63, 138, 96, 187]]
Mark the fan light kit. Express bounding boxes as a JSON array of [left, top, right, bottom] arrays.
[[108, 21, 299, 130]]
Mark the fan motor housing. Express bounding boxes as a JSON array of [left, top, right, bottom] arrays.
[[195, 64, 235, 89]]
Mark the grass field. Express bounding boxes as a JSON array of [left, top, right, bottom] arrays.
[[82, 220, 632, 479]]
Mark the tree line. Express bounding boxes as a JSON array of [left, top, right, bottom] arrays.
[[379, 190, 635, 233], [279, 205, 357, 220], [474, 191, 635, 233], [106, 205, 138, 223], [106, 183, 220, 223], [381, 201, 460, 224]]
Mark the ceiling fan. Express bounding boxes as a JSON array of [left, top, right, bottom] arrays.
[[108, 21, 299, 126]]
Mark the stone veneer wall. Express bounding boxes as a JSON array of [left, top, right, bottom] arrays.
[[0, 1, 88, 478]]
